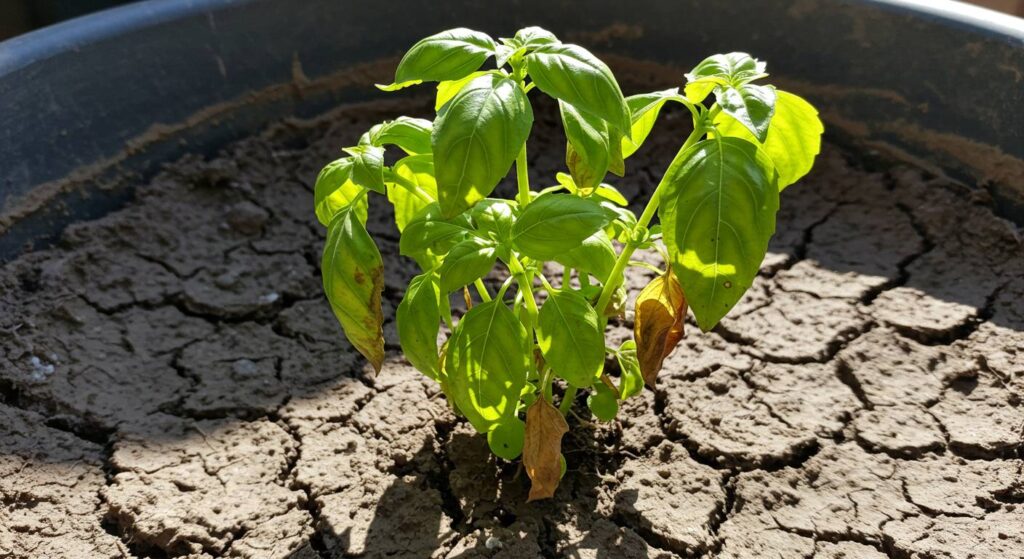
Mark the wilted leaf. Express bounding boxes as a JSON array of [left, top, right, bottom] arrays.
[[633, 270, 687, 386], [524, 398, 569, 501], [321, 207, 385, 372]]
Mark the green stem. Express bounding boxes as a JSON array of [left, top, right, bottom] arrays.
[[473, 278, 492, 302], [496, 276, 515, 301], [515, 144, 531, 207], [385, 169, 434, 203], [441, 294, 455, 330], [629, 260, 666, 275], [538, 273, 556, 294], [559, 386, 578, 415], [594, 124, 707, 316], [540, 368, 554, 403], [509, 254, 539, 326]]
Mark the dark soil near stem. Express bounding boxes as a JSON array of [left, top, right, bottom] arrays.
[[0, 82, 1022, 559]]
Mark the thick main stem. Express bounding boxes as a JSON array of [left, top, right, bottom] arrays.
[[558, 386, 577, 415], [594, 124, 706, 316], [509, 254, 539, 325], [515, 144, 531, 207]]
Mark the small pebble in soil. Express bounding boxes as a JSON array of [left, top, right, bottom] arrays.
[[485, 536, 503, 550], [225, 201, 270, 235], [232, 359, 259, 379]]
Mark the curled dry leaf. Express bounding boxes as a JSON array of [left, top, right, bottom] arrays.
[[633, 269, 687, 386], [523, 398, 569, 501]]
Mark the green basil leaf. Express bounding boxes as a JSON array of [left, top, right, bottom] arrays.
[[376, 80, 423, 92], [313, 158, 368, 226], [587, 381, 619, 421], [470, 198, 516, 243], [622, 89, 686, 158], [341, 145, 386, 194], [602, 200, 638, 243], [432, 73, 533, 218], [560, 101, 613, 194], [554, 171, 578, 193], [446, 300, 531, 432], [436, 71, 491, 111], [487, 417, 526, 460], [715, 90, 823, 190], [387, 155, 437, 232], [525, 44, 630, 133], [607, 135, 625, 177], [393, 28, 496, 84], [511, 194, 612, 260], [368, 117, 433, 155], [537, 289, 605, 388], [555, 230, 616, 283], [397, 272, 441, 379], [616, 340, 644, 400], [659, 137, 779, 332], [321, 207, 385, 372], [594, 184, 628, 206], [717, 84, 776, 143], [684, 52, 767, 103], [399, 203, 474, 260], [513, 26, 559, 49], [494, 44, 521, 68], [438, 237, 498, 293]]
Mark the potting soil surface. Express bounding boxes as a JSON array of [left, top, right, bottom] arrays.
[[1, 93, 1022, 559]]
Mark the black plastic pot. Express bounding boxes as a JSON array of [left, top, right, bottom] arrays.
[[1, 0, 1022, 260]]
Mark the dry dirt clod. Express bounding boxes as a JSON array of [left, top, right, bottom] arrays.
[[0, 404, 126, 559], [102, 413, 306, 556], [598, 440, 726, 555], [661, 368, 820, 469]]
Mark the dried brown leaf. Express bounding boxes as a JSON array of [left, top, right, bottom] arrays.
[[523, 398, 569, 501], [633, 269, 687, 386]]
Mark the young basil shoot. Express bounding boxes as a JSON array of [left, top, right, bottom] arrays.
[[314, 27, 823, 500]]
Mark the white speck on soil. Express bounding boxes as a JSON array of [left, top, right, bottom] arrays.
[[28, 356, 55, 382], [258, 291, 280, 304]]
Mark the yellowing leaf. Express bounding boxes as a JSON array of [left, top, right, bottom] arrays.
[[321, 207, 385, 373], [633, 270, 687, 386], [523, 398, 569, 501]]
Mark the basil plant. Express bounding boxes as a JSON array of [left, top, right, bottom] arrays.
[[314, 27, 823, 500]]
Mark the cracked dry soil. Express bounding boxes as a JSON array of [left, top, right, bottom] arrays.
[[0, 90, 1022, 559]]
